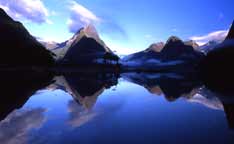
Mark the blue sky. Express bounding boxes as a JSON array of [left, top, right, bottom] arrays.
[[0, 0, 233, 54]]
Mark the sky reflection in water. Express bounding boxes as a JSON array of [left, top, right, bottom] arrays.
[[0, 73, 234, 144]]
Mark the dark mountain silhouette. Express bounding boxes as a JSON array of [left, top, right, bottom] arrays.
[[51, 25, 119, 66], [200, 21, 234, 94], [60, 36, 118, 65], [0, 71, 54, 121], [160, 36, 204, 61], [121, 36, 204, 72], [0, 8, 55, 66], [223, 103, 234, 129], [225, 21, 234, 39]]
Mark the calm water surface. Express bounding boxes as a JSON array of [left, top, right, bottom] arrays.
[[1, 72, 234, 144]]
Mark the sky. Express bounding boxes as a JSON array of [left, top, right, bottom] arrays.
[[0, 0, 233, 54]]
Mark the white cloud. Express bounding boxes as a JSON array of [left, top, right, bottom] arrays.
[[67, 0, 100, 33], [0, 0, 50, 24], [190, 30, 228, 45]]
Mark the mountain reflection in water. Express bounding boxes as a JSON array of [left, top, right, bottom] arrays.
[[0, 71, 234, 144]]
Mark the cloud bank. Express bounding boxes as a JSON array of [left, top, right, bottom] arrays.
[[67, 0, 100, 33], [0, 0, 50, 24], [190, 30, 228, 45]]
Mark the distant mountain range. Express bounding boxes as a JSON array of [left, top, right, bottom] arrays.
[[121, 36, 205, 71]]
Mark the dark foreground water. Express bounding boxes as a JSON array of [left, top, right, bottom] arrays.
[[0, 72, 234, 144]]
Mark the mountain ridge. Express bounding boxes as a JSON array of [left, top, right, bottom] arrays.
[[0, 8, 55, 66], [225, 21, 234, 40], [121, 36, 205, 70]]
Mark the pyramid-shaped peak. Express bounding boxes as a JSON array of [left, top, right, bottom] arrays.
[[83, 24, 99, 39], [72, 24, 99, 39], [85, 24, 97, 33]]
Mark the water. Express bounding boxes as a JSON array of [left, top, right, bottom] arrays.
[[0, 72, 234, 144]]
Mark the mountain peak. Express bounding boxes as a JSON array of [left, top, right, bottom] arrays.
[[146, 42, 165, 52], [225, 21, 234, 40], [166, 36, 183, 45], [83, 24, 100, 40]]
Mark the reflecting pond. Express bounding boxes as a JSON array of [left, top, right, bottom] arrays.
[[0, 72, 234, 144]]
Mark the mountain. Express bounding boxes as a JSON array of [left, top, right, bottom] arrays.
[[184, 40, 199, 49], [121, 36, 204, 71], [225, 21, 234, 39], [0, 8, 55, 66], [196, 28, 229, 54], [198, 40, 222, 54], [160, 36, 198, 61], [145, 42, 165, 52], [51, 25, 119, 65], [200, 21, 234, 93], [39, 40, 59, 50]]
